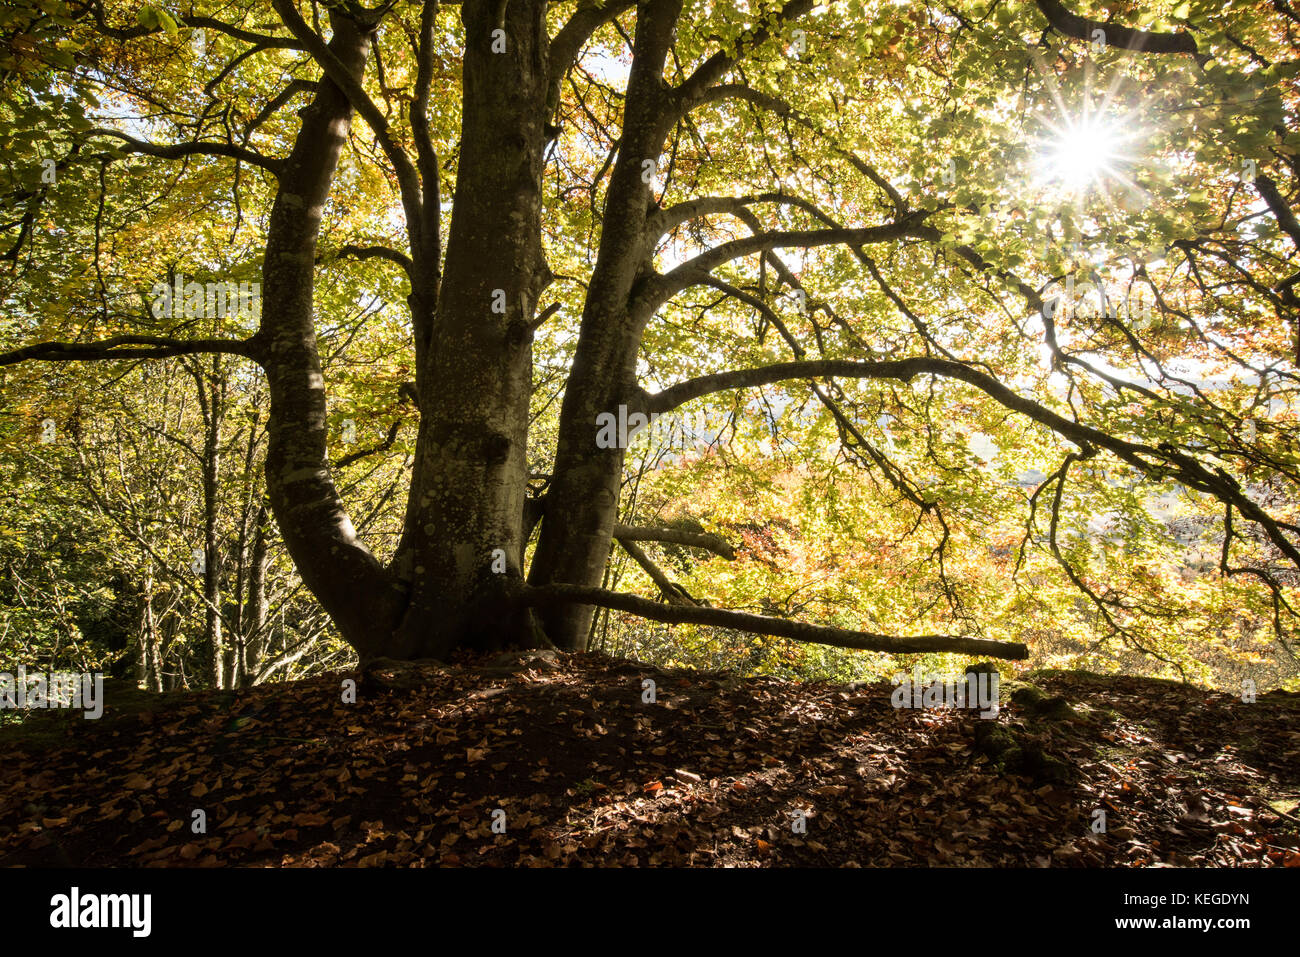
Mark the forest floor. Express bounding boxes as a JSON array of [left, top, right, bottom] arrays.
[[2, 651, 1299, 867]]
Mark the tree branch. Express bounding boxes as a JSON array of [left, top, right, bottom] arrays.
[[1255, 173, 1300, 248], [76, 1, 307, 49], [647, 215, 930, 308], [612, 523, 736, 559], [1035, 0, 1200, 55], [547, 0, 638, 122], [335, 419, 402, 469], [409, 0, 442, 292], [647, 190, 831, 241], [86, 128, 283, 177], [669, 0, 815, 119], [645, 356, 1300, 571], [615, 537, 698, 604], [247, 79, 318, 135], [0, 335, 258, 367], [519, 584, 1029, 658], [271, 0, 426, 256], [321, 243, 414, 275]]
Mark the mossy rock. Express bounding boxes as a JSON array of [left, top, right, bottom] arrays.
[[974, 721, 1074, 784], [973, 721, 1017, 759], [1009, 683, 1077, 721], [1037, 696, 1078, 721], [1021, 746, 1073, 784], [1010, 683, 1046, 708]]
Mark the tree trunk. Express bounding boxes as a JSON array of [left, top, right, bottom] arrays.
[[258, 13, 404, 657], [240, 503, 270, 687], [137, 569, 161, 693], [260, 3, 558, 660], [527, 0, 683, 650], [386, 0, 552, 659], [198, 355, 225, 688]]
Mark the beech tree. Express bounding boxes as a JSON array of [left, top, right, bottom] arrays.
[[3, 0, 1299, 671]]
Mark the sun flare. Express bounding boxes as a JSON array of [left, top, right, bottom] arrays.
[[1044, 118, 1121, 191], [1029, 82, 1147, 206]]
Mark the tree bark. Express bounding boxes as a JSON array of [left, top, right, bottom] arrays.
[[527, 0, 684, 650], [257, 13, 404, 658], [386, 0, 553, 658], [240, 502, 270, 687]]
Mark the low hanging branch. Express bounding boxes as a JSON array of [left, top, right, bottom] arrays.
[[611, 523, 737, 560], [519, 584, 1029, 660], [334, 419, 402, 469]]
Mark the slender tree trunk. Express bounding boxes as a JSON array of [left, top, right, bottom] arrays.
[[199, 356, 225, 688], [137, 569, 161, 692], [230, 404, 262, 687], [241, 503, 270, 687]]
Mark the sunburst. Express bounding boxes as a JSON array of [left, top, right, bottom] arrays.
[[1027, 62, 1150, 209]]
